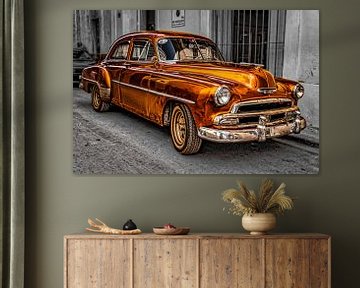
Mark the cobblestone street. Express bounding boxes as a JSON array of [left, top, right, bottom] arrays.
[[73, 89, 319, 174]]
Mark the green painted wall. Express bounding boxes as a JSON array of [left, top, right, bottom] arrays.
[[25, 0, 360, 287]]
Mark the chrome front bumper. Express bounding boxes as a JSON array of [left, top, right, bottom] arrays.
[[198, 116, 306, 143]]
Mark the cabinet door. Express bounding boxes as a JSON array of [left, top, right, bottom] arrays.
[[266, 239, 310, 288], [309, 239, 330, 288], [133, 239, 198, 288], [265, 239, 329, 288], [200, 239, 264, 288], [66, 239, 131, 288]]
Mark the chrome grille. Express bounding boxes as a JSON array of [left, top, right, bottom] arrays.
[[238, 113, 286, 125], [214, 98, 296, 128], [233, 98, 292, 114]]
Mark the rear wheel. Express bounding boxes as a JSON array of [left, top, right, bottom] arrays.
[[91, 85, 109, 112], [170, 104, 202, 155]]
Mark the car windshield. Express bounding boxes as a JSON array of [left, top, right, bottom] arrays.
[[157, 37, 224, 62]]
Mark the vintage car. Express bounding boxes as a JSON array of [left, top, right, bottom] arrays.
[[79, 31, 306, 154]]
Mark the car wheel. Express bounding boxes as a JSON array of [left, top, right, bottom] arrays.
[[91, 85, 109, 112], [170, 104, 202, 155]]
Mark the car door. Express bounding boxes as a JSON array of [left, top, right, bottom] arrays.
[[119, 39, 156, 119], [101, 40, 130, 107]]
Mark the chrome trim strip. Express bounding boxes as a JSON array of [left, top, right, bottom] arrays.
[[257, 87, 277, 94], [215, 118, 292, 129], [81, 76, 98, 84], [112, 80, 196, 105], [257, 87, 277, 90], [239, 62, 264, 67], [82, 67, 218, 87], [106, 65, 128, 69], [222, 61, 264, 67], [230, 98, 292, 113], [128, 67, 217, 86], [218, 107, 298, 120]]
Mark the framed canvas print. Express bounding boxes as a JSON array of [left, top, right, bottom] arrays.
[[73, 10, 319, 175], [8, 1, 359, 288]]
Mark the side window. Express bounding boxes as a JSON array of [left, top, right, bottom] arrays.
[[130, 40, 155, 61], [111, 41, 129, 60]]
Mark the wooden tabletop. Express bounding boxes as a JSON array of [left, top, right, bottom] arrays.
[[64, 232, 330, 240]]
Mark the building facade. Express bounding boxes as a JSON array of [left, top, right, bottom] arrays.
[[73, 10, 319, 128]]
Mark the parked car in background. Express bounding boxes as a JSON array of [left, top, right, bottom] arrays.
[[73, 43, 95, 86], [79, 31, 306, 154]]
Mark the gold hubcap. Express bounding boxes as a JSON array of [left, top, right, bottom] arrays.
[[171, 107, 186, 149], [92, 87, 101, 109]]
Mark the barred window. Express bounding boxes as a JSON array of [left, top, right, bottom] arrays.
[[211, 10, 286, 76]]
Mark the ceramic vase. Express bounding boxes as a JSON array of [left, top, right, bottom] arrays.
[[242, 213, 276, 235]]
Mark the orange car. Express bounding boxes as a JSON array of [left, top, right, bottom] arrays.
[[79, 31, 306, 154]]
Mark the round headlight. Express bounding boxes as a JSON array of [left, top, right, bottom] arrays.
[[214, 86, 231, 106], [293, 84, 304, 99]]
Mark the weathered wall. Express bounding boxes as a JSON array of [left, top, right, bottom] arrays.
[[73, 10, 95, 54], [99, 10, 112, 53], [73, 10, 131, 54], [121, 10, 139, 36], [25, 1, 360, 288], [283, 10, 319, 128], [156, 10, 211, 38]]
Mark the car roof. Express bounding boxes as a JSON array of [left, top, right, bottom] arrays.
[[117, 30, 212, 42]]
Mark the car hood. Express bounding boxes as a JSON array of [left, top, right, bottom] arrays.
[[160, 62, 277, 90]]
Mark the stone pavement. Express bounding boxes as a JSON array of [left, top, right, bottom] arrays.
[[287, 125, 319, 147]]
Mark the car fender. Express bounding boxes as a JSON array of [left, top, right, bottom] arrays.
[[82, 65, 111, 102]]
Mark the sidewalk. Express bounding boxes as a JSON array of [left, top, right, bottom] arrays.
[[286, 125, 319, 147]]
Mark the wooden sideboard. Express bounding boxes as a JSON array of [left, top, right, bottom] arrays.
[[64, 233, 330, 288]]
